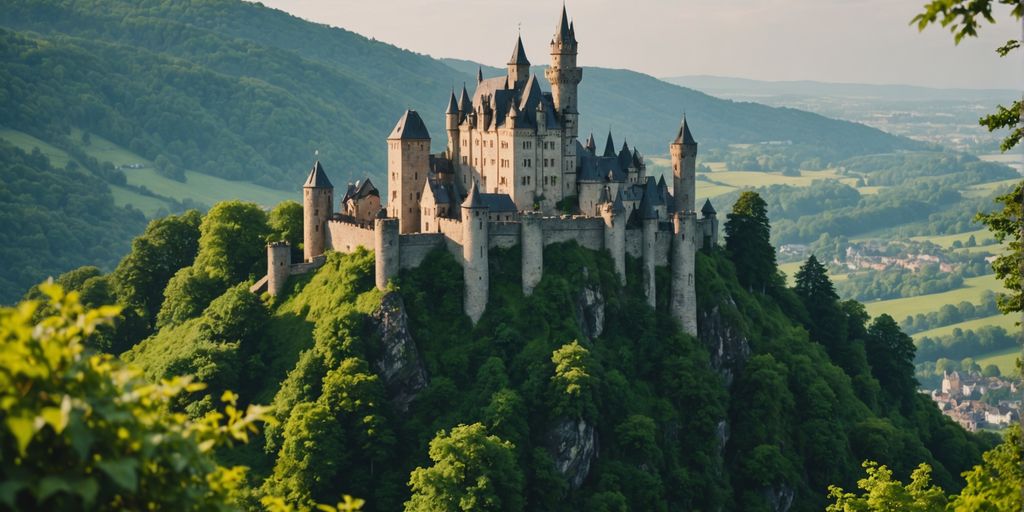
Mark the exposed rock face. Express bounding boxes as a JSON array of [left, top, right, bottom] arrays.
[[371, 292, 428, 411], [698, 296, 751, 386], [575, 282, 605, 340], [762, 485, 795, 512], [548, 417, 598, 490]]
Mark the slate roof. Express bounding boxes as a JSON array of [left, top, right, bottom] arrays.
[[479, 193, 517, 213], [674, 115, 696, 145], [304, 160, 333, 188], [468, 73, 559, 131], [584, 133, 596, 153], [389, 110, 431, 140], [463, 180, 484, 209], [603, 132, 616, 157], [341, 178, 378, 203], [509, 35, 530, 65], [702, 198, 717, 216], [446, 91, 458, 114], [611, 188, 626, 213], [555, 5, 572, 42], [638, 177, 660, 219], [459, 85, 472, 113]]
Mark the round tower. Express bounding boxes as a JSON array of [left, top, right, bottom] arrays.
[[303, 160, 334, 262], [267, 241, 291, 297], [462, 181, 489, 324], [670, 213, 698, 336], [546, 5, 582, 122], [601, 193, 626, 285], [445, 90, 460, 162], [374, 212, 399, 291], [642, 214, 658, 308], [521, 212, 543, 296], [670, 115, 698, 214]]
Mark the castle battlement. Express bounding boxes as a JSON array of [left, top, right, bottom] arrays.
[[256, 6, 720, 335]]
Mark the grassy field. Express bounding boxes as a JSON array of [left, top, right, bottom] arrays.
[[962, 177, 1021, 198], [864, 274, 1005, 320], [910, 229, 993, 248], [913, 313, 1019, 340], [0, 127, 293, 213], [976, 346, 1021, 377]]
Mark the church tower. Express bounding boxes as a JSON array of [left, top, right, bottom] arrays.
[[508, 35, 530, 86], [303, 160, 333, 261], [387, 110, 431, 234], [670, 115, 697, 213]]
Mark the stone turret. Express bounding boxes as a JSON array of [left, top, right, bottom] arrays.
[[303, 160, 333, 262], [462, 181, 489, 324], [670, 213, 698, 336], [670, 115, 697, 213], [374, 211, 399, 291], [267, 241, 291, 297], [639, 180, 659, 308], [521, 212, 543, 296], [601, 190, 626, 284], [701, 198, 719, 249], [508, 35, 530, 86], [445, 90, 459, 160], [388, 110, 431, 234]]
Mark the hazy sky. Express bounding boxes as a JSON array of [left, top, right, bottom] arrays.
[[258, 0, 1022, 90]]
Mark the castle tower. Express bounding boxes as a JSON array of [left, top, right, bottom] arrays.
[[701, 198, 719, 249], [670, 115, 697, 213], [445, 90, 460, 161], [639, 185, 659, 308], [670, 212, 698, 336], [462, 181, 489, 324], [303, 160, 333, 261], [267, 241, 291, 297], [601, 190, 626, 284], [387, 110, 431, 234], [374, 212, 399, 291], [521, 212, 543, 296], [508, 35, 530, 86], [546, 5, 582, 127]]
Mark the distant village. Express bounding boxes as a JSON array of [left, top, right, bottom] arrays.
[[928, 371, 1020, 431]]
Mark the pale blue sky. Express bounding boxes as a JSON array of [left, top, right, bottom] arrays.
[[258, 0, 1022, 89]]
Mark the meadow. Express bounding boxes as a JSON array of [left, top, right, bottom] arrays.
[[976, 346, 1021, 377], [864, 274, 1005, 321]]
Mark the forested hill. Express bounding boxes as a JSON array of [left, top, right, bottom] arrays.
[[41, 195, 997, 510], [0, 0, 922, 189], [445, 59, 924, 162]]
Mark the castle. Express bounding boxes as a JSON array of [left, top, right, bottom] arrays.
[[253, 7, 720, 336]]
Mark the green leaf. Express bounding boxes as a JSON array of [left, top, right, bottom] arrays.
[[37, 475, 72, 501], [66, 414, 95, 460], [97, 458, 139, 491], [71, 477, 99, 508], [0, 479, 27, 508], [6, 415, 35, 455]]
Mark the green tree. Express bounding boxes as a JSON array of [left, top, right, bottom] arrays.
[[156, 265, 223, 328], [268, 200, 304, 250], [725, 191, 779, 292], [405, 423, 524, 512], [194, 200, 270, 284], [0, 283, 270, 511], [865, 314, 918, 408], [826, 461, 947, 511], [975, 183, 1022, 315], [950, 426, 1023, 510], [550, 340, 597, 419], [111, 210, 202, 326], [794, 254, 848, 352]]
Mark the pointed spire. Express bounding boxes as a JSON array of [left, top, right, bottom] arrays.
[[304, 160, 333, 189], [621, 140, 630, 153], [477, 66, 483, 83], [509, 35, 530, 66], [603, 131, 616, 157], [388, 110, 430, 140], [702, 198, 717, 216], [639, 177, 659, 220], [556, 4, 571, 42], [611, 188, 626, 214], [459, 84, 471, 114], [446, 90, 458, 114], [462, 179, 484, 209], [673, 114, 697, 145], [585, 133, 596, 152]]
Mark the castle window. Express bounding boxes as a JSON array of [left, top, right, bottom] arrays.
[[552, 176, 558, 185], [314, 209, 319, 216], [392, 191, 397, 200], [416, 192, 420, 200], [414, 172, 418, 179], [544, 176, 548, 185], [462, 156, 468, 164], [491, 159, 495, 165]]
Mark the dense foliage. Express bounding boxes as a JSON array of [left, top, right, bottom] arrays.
[[0, 142, 146, 304], [0, 283, 271, 510]]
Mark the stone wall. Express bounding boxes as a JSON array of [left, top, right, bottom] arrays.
[[398, 233, 444, 269], [326, 219, 375, 253], [489, 222, 522, 249], [540, 216, 604, 250]]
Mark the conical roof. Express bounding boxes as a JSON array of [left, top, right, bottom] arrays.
[[459, 85, 471, 113], [477, 66, 483, 83], [462, 180, 485, 209], [611, 188, 626, 214], [304, 160, 333, 188], [584, 133, 596, 153], [389, 110, 431, 140], [638, 177, 659, 220], [701, 198, 717, 216], [445, 90, 458, 114], [555, 5, 573, 42], [509, 35, 530, 66], [673, 115, 696, 145], [603, 132, 616, 157]]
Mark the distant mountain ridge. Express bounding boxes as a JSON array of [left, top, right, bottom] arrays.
[[663, 75, 1019, 102]]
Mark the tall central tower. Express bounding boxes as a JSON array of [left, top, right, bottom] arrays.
[[546, 6, 582, 197]]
